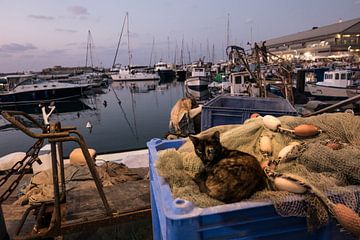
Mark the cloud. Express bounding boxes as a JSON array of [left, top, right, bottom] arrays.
[[28, 15, 54, 20], [56, 28, 77, 33], [67, 6, 89, 16], [0, 43, 37, 52], [354, 0, 360, 5]]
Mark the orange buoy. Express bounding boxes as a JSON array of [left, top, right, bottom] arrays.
[[293, 124, 321, 137], [69, 148, 96, 166]]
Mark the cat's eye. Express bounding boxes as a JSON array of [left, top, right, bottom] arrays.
[[196, 149, 202, 154]]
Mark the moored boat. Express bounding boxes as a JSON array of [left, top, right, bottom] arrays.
[[0, 74, 91, 106], [154, 61, 176, 82], [184, 62, 211, 99], [306, 69, 360, 100]]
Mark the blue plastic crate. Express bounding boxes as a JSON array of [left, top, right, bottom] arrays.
[[147, 138, 359, 240], [201, 95, 298, 130]]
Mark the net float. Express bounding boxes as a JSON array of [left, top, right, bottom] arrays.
[[263, 115, 281, 131], [273, 176, 307, 194], [331, 203, 360, 237], [325, 142, 342, 150], [259, 136, 272, 154], [293, 124, 321, 137], [278, 144, 296, 160]]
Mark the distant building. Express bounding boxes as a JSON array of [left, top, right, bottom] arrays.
[[265, 17, 360, 62]]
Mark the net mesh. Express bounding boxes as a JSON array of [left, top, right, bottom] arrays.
[[156, 112, 360, 229]]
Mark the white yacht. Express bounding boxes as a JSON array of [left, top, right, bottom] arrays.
[[307, 69, 360, 99], [111, 66, 159, 81]]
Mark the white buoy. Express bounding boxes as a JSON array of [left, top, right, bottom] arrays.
[[86, 121, 93, 132]]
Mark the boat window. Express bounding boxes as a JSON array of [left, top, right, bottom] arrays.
[[335, 73, 339, 80], [341, 73, 346, 80], [0, 78, 7, 84], [327, 74, 333, 79], [235, 76, 242, 84], [348, 73, 352, 79]]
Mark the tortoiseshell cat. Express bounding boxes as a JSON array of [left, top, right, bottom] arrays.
[[189, 131, 267, 203]]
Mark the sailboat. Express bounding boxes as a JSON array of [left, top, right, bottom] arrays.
[[111, 12, 159, 81]]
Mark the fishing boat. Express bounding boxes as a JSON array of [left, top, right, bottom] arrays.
[[306, 69, 360, 100], [184, 61, 211, 99], [0, 74, 91, 106]]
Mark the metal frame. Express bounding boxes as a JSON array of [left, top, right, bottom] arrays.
[[0, 110, 114, 239]]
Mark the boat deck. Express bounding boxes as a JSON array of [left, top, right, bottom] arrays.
[[1, 150, 152, 239]]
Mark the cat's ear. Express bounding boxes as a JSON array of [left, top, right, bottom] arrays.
[[212, 131, 220, 142], [189, 135, 199, 145]]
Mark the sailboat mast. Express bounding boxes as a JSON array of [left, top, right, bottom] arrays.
[[149, 37, 155, 66], [112, 14, 127, 68], [85, 30, 90, 68], [126, 12, 132, 68], [85, 30, 94, 69]]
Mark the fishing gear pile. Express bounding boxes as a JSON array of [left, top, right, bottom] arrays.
[[156, 112, 360, 235]]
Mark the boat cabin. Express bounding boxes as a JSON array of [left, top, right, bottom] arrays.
[[319, 69, 360, 88], [229, 72, 260, 96], [154, 61, 169, 71], [0, 74, 35, 91], [191, 67, 211, 78]]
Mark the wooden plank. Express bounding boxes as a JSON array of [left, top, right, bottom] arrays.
[[1, 167, 151, 238]]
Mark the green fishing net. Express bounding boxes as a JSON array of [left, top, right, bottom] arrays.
[[156, 112, 360, 229]]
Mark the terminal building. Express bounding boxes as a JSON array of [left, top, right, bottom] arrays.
[[265, 17, 360, 62]]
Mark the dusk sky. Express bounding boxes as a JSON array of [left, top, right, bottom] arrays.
[[0, 0, 359, 73]]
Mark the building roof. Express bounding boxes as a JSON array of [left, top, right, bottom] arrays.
[[266, 17, 360, 47]]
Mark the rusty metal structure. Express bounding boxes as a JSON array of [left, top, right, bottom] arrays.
[[0, 109, 149, 239], [226, 44, 294, 104]]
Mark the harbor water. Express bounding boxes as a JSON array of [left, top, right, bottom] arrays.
[[0, 80, 185, 157]]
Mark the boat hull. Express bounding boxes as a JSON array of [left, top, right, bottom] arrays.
[[111, 72, 159, 81], [176, 70, 187, 82], [157, 70, 176, 82], [0, 85, 89, 106], [185, 76, 210, 99], [306, 84, 350, 100]]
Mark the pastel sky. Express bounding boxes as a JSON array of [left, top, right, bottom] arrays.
[[0, 0, 359, 73]]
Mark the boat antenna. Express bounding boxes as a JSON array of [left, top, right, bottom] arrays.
[[112, 14, 127, 68]]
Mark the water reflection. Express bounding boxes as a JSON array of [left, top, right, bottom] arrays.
[[0, 78, 185, 156]]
